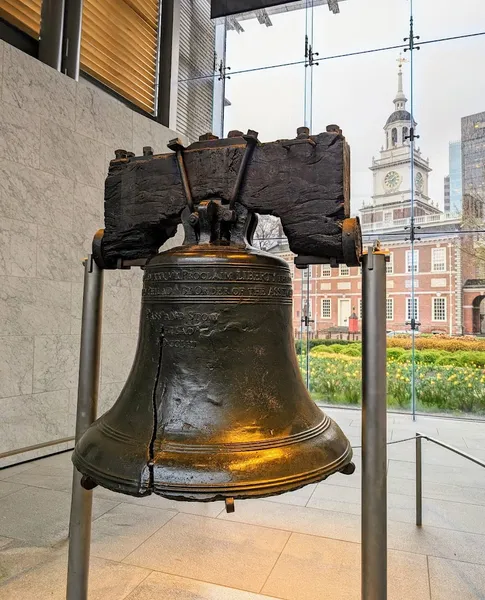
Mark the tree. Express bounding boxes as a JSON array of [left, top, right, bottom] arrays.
[[252, 215, 283, 251]]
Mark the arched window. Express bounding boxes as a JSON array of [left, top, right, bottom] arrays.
[[403, 127, 408, 143], [391, 128, 397, 146]]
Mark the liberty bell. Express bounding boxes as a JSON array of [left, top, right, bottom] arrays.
[[73, 130, 357, 506]]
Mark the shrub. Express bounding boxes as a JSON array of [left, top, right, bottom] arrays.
[[386, 347, 406, 360], [340, 345, 361, 357], [415, 350, 442, 365], [387, 335, 485, 353]]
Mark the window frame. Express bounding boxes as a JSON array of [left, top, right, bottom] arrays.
[[406, 249, 419, 274], [321, 264, 332, 278], [431, 247, 447, 272], [386, 297, 394, 321], [386, 252, 394, 274], [321, 298, 332, 319], [432, 296, 447, 322], [339, 264, 350, 277], [406, 296, 419, 322]]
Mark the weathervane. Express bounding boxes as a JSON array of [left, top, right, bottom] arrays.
[[397, 53, 409, 70]]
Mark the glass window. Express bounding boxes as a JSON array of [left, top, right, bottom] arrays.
[[321, 264, 332, 278], [406, 250, 419, 273], [358, 298, 362, 319], [432, 247, 447, 272], [386, 252, 394, 274], [302, 266, 312, 278], [339, 264, 350, 277], [432, 297, 447, 321], [406, 297, 419, 322], [321, 298, 331, 319], [386, 298, 394, 321]]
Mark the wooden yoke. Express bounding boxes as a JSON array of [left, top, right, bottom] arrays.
[[95, 126, 361, 269]]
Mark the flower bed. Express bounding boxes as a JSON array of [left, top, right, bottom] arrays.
[[303, 352, 485, 416]]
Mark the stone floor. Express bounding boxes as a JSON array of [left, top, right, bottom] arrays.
[[1, 406, 485, 599]]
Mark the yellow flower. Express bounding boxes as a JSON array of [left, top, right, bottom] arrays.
[[454, 381, 459, 385], [468, 383, 472, 388], [431, 380, 435, 385]]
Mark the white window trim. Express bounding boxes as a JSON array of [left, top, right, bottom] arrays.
[[432, 296, 447, 322], [386, 298, 394, 320], [386, 252, 394, 274], [406, 296, 419, 321], [339, 264, 350, 277], [431, 247, 447, 272], [406, 249, 419, 273], [321, 298, 332, 319], [321, 264, 332, 278], [358, 298, 363, 319]]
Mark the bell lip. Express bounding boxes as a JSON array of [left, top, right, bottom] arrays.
[[71, 452, 152, 498], [151, 442, 353, 501], [71, 442, 353, 501]]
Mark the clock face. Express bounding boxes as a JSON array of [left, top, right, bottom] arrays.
[[415, 172, 424, 192], [384, 171, 401, 191]]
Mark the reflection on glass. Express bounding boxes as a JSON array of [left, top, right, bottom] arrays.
[[224, 64, 306, 140]]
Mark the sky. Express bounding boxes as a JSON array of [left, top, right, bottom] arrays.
[[221, 0, 485, 215]]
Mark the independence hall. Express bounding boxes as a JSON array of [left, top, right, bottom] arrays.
[[273, 67, 485, 338]]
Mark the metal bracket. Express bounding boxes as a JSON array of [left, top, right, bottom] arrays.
[[228, 129, 259, 215]]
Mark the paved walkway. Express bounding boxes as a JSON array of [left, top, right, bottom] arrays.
[[1, 407, 484, 599]]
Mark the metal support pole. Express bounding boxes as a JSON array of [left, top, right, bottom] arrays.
[[63, 0, 83, 80], [39, 0, 66, 71], [66, 255, 104, 600], [416, 434, 422, 527], [362, 247, 387, 600]]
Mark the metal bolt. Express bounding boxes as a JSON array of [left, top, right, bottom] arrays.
[[199, 132, 219, 141], [143, 146, 154, 156], [228, 130, 244, 138], [188, 213, 199, 226], [297, 126, 310, 137], [222, 209, 236, 223], [114, 149, 128, 159], [326, 124, 342, 134]]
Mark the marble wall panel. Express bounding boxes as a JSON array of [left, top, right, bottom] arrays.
[[0, 336, 33, 399], [102, 285, 133, 334], [132, 112, 180, 156], [0, 390, 69, 454], [0, 159, 73, 231], [33, 335, 81, 393], [36, 225, 88, 282], [101, 334, 138, 386], [0, 103, 40, 168], [76, 81, 133, 150], [73, 182, 104, 237], [0, 278, 71, 335], [39, 120, 106, 188], [0, 218, 37, 278], [2, 44, 76, 129]]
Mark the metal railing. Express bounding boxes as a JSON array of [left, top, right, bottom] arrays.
[[415, 432, 485, 527]]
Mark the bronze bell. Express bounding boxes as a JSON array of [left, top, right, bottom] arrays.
[[73, 201, 354, 503]]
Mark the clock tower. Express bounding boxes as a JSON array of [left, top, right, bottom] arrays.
[[361, 60, 439, 227]]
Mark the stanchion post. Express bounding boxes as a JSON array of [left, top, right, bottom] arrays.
[[362, 245, 388, 600], [416, 434, 422, 527], [66, 255, 104, 600]]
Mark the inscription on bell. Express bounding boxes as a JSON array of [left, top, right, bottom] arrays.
[[145, 268, 291, 284], [142, 283, 292, 298]]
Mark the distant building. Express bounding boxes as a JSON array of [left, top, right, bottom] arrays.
[[444, 175, 450, 212], [448, 141, 462, 213], [461, 111, 485, 221], [272, 66, 485, 337]]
